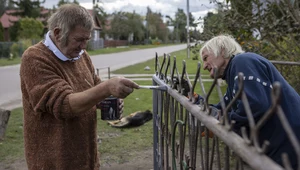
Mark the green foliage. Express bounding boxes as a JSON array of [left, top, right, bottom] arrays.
[[0, 0, 7, 16], [9, 39, 32, 58], [9, 21, 20, 41], [0, 42, 12, 58], [201, 11, 228, 41], [9, 0, 44, 18], [57, 0, 79, 6], [149, 37, 161, 45], [106, 12, 133, 40], [146, 8, 169, 43], [190, 41, 202, 60], [19, 17, 44, 39], [125, 12, 146, 42], [204, 0, 300, 92]]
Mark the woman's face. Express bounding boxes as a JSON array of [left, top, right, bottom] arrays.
[[54, 25, 91, 59]]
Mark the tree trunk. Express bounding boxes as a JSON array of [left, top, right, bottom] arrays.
[[0, 108, 10, 141]]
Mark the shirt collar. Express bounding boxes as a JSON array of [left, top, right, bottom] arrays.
[[222, 55, 235, 80], [43, 31, 83, 62]]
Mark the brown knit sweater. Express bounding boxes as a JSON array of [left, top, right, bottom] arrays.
[[20, 42, 101, 170]]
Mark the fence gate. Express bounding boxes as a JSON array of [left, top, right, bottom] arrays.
[[151, 53, 300, 170]]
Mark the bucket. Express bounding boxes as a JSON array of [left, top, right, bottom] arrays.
[[99, 96, 120, 120]]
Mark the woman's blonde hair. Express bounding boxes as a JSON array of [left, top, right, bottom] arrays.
[[199, 34, 244, 61], [47, 3, 94, 47]]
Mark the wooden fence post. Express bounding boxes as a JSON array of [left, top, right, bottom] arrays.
[[0, 108, 10, 140]]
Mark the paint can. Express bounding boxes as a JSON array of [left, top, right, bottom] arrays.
[[99, 96, 120, 120]]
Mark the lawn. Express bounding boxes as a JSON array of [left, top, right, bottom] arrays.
[[0, 48, 224, 165], [113, 49, 203, 75]]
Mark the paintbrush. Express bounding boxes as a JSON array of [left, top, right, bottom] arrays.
[[138, 85, 167, 91]]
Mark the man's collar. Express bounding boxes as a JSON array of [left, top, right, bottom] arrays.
[[222, 55, 235, 80], [43, 31, 82, 62]]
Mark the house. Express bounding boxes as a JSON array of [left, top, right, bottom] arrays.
[[87, 9, 102, 41], [0, 10, 20, 41], [0, 8, 50, 41], [0, 8, 103, 44]]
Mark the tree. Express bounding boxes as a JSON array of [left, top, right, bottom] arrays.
[[166, 8, 195, 43], [201, 8, 228, 41], [0, 22, 4, 41], [145, 7, 168, 43], [57, 0, 79, 7], [18, 17, 44, 39], [106, 12, 131, 40], [204, 0, 300, 92], [9, 0, 45, 18], [222, 0, 300, 59], [92, 2, 107, 39], [0, 0, 8, 16], [125, 12, 146, 43]]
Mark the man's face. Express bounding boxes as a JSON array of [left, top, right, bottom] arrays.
[[201, 48, 228, 79], [55, 25, 91, 58]]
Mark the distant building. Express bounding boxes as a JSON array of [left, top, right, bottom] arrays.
[[0, 8, 50, 41], [87, 9, 102, 41], [0, 8, 102, 42]]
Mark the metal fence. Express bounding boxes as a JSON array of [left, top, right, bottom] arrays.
[[151, 53, 300, 170], [88, 38, 104, 50], [0, 42, 15, 58]]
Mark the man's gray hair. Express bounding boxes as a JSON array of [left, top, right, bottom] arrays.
[[47, 3, 94, 46], [199, 34, 244, 60]]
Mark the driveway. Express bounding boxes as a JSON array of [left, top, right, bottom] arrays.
[[0, 44, 189, 110]]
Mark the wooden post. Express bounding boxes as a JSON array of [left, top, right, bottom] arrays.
[[0, 108, 10, 141]]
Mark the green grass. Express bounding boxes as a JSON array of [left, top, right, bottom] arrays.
[[113, 49, 205, 75], [0, 58, 22, 66], [88, 44, 174, 56], [98, 81, 154, 163], [0, 108, 24, 162]]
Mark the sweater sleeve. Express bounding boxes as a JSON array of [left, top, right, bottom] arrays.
[[228, 55, 273, 131], [20, 47, 75, 119]]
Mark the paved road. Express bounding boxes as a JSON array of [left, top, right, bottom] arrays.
[[0, 44, 189, 110]]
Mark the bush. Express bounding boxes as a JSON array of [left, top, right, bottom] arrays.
[[10, 39, 32, 58]]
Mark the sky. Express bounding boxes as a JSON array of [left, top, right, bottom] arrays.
[[43, 0, 217, 31]]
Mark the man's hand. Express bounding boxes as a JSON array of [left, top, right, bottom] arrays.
[[193, 93, 204, 105], [105, 77, 139, 99], [201, 130, 214, 138]]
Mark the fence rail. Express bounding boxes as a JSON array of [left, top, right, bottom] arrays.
[[152, 53, 300, 170]]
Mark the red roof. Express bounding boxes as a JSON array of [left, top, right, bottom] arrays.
[[87, 9, 102, 30], [1, 9, 101, 30], [0, 9, 50, 28], [0, 10, 19, 28]]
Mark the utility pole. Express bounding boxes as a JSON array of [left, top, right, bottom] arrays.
[[186, 0, 190, 59]]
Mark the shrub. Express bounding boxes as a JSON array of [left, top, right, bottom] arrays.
[[10, 39, 32, 58]]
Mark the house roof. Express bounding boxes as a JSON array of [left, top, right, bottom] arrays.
[[87, 9, 102, 30], [0, 10, 19, 28], [0, 9, 102, 30], [0, 9, 50, 28]]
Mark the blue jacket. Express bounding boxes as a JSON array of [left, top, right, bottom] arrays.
[[215, 52, 300, 168]]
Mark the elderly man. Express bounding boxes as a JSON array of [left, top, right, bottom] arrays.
[[199, 34, 300, 169]]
